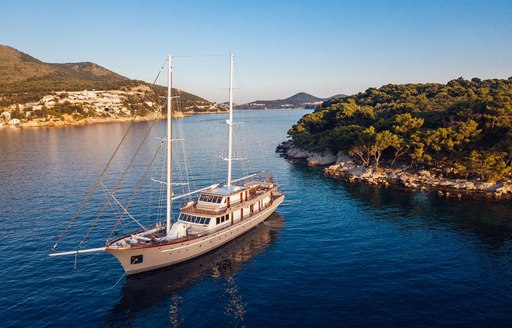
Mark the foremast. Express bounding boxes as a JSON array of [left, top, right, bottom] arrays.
[[166, 55, 173, 235], [227, 54, 234, 187]]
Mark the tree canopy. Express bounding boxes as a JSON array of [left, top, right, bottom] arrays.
[[288, 77, 512, 181]]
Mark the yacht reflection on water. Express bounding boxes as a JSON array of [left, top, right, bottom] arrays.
[[107, 213, 284, 322]]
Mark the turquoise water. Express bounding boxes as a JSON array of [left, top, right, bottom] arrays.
[[1, 110, 512, 327]]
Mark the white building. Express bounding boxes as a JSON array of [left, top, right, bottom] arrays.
[[1, 111, 11, 120]]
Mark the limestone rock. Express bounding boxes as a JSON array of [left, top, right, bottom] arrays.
[[307, 150, 337, 166], [280, 141, 511, 200]]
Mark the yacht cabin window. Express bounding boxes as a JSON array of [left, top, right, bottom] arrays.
[[215, 214, 229, 225], [179, 214, 211, 225], [199, 194, 224, 203]]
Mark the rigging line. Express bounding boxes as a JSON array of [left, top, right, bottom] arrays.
[[113, 272, 127, 288], [234, 60, 258, 176], [148, 140, 164, 223], [51, 116, 136, 251], [101, 184, 127, 237], [176, 95, 192, 200], [78, 118, 161, 248], [156, 146, 166, 224], [148, 165, 154, 221], [107, 141, 164, 242], [101, 181, 121, 219], [99, 181, 147, 231], [232, 63, 250, 177], [172, 90, 192, 202], [172, 54, 227, 58], [211, 117, 224, 186], [180, 130, 193, 199], [118, 211, 131, 236], [152, 59, 167, 85], [52, 58, 168, 252]]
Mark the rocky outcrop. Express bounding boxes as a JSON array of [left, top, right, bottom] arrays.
[[324, 156, 512, 200], [277, 141, 512, 200], [276, 141, 337, 166]]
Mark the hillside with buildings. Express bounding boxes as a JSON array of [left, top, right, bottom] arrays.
[[0, 45, 225, 127]]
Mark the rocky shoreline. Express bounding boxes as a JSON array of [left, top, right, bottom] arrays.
[[277, 141, 512, 200]]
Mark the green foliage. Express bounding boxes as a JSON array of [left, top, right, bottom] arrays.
[[11, 106, 22, 119], [469, 150, 511, 181], [289, 77, 512, 180], [392, 113, 424, 134]]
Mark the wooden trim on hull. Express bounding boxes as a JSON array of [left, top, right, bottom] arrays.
[[106, 194, 284, 275]]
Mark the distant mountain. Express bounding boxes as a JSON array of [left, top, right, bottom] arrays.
[[0, 45, 132, 93], [0, 45, 223, 112], [239, 92, 346, 109]]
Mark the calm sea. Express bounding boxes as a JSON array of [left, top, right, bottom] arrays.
[[1, 110, 512, 327]]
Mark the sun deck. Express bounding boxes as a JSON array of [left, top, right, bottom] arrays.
[[181, 181, 276, 216]]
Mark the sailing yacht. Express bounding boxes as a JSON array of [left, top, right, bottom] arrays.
[[50, 55, 285, 275]]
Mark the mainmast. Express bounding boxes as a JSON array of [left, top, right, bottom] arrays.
[[166, 55, 172, 235], [227, 54, 234, 187]]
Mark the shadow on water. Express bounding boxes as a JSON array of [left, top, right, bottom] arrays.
[[287, 159, 512, 250], [338, 178, 512, 248], [106, 213, 284, 325]]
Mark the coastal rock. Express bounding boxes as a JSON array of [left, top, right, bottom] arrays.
[[418, 170, 432, 177], [336, 151, 353, 164], [495, 183, 512, 195], [323, 160, 512, 200], [286, 145, 309, 159], [275, 140, 292, 153], [280, 141, 511, 200], [307, 150, 337, 166], [460, 181, 476, 190], [279, 142, 337, 166], [475, 181, 498, 191]]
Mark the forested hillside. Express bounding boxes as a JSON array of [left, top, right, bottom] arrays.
[[0, 45, 133, 95], [288, 77, 512, 181], [0, 45, 224, 113]]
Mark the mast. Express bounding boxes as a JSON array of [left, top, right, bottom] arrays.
[[166, 55, 172, 235], [227, 54, 234, 187]]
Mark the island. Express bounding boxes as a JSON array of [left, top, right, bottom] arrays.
[[279, 77, 512, 200], [238, 92, 346, 110]]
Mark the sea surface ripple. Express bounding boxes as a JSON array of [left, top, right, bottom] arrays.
[[1, 110, 512, 327]]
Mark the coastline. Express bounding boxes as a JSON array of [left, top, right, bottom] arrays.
[[277, 141, 512, 201], [0, 110, 228, 129]]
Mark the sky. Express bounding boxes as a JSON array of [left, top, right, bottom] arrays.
[[1, 0, 512, 103]]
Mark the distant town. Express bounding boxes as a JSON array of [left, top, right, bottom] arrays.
[[0, 85, 163, 127], [0, 85, 227, 128]]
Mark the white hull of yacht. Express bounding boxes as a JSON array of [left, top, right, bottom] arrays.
[[106, 195, 284, 275]]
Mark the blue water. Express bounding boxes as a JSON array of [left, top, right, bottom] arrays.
[[1, 110, 512, 327]]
